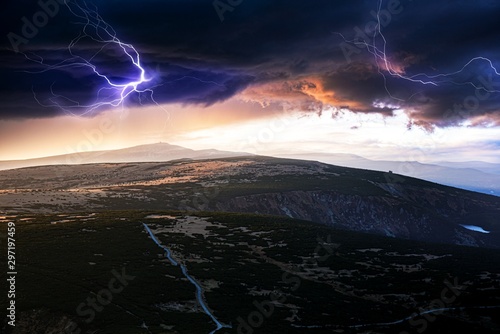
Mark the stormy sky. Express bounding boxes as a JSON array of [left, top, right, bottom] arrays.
[[1, 0, 500, 160]]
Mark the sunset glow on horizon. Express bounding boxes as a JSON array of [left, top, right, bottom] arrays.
[[1, 0, 500, 165], [2, 98, 500, 164]]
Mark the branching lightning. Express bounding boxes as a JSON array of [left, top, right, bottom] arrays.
[[336, 0, 500, 102], [21, 0, 166, 116]]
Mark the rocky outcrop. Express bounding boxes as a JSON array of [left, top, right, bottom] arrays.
[[214, 185, 500, 248]]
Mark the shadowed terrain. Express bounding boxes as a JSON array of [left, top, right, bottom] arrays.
[[1, 211, 499, 333]]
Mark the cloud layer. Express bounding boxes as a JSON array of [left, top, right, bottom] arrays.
[[1, 0, 500, 128]]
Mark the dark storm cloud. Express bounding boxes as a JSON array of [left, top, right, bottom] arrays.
[[1, 0, 499, 127], [321, 61, 500, 128]]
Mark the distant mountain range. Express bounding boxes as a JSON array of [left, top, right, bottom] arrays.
[[1, 142, 499, 196], [280, 153, 500, 196], [0, 142, 248, 170]]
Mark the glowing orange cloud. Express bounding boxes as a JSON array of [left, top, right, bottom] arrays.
[[239, 76, 367, 112]]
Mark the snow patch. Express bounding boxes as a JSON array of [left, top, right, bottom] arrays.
[[460, 224, 490, 234]]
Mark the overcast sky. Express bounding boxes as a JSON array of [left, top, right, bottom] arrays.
[[1, 0, 499, 162]]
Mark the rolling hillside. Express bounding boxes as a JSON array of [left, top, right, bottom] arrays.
[[1, 156, 498, 248]]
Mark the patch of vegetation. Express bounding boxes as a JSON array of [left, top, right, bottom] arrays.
[[2, 210, 498, 333]]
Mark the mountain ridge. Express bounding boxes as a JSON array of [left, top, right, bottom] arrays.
[[0, 142, 250, 170], [2, 142, 499, 196], [1, 156, 498, 249], [280, 152, 500, 196]]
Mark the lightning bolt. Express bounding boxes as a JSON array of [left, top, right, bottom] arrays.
[[20, 0, 165, 116], [336, 0, 500, 102]]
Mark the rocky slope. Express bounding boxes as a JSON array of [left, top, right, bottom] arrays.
[[1, 156, 498, 248], [214, 188, 498, 248]]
